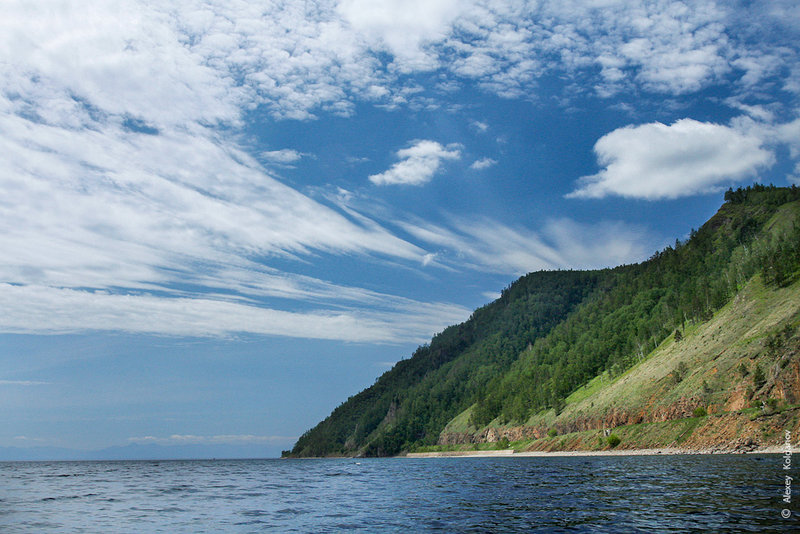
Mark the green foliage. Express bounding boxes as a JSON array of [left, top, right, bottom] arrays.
[[752, 363, 766, 389], [765, 323, 796, 356], [693, 406, 707, 417], [760, 225, 800, 286], [289, 187, 800, 457], [724, 184, 800, 206], [700, 380, 713, 403], [547, 428, 558, 438], [670, 361, 690, 385], [552, 397, 566, 416], [607, 434, 621, 448], [738, 362, 749, 378], [470, 394, 502, 427], [291, 270, 601, 457], [476, 187, 800, 425], [496, 437, 510, 449]]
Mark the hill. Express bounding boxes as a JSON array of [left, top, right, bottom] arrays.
[[286, 185, 800, 457]]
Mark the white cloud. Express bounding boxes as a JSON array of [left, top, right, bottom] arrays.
[[0, 284, 470, 343], [261, 149, 306, 164], [0, 0, 796, 341], [725, 100, 776, 122], [369, 140, 461, 186], [0, 1, 240, 128], [1, 0, 795, 124], [337, 0, 464, 71], [0, 110, 472, 342], [0, 380, 49, 386], [775, 117, 800, 158], [470, 157, 497, 170], [400, 216, 653, 275], [440, 0, 750, 98], [0, 2, 485, 343], [568, 119, 775, 200], [471, 120, 489, 132]]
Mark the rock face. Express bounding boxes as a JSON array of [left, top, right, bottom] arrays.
[[439, 405, 800, 453], [439, 313, 800, 451], [438, 398, 703, 446], [439, 359, 800, 449]]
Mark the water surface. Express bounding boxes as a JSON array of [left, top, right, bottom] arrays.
[[0, 455, 794, 532]]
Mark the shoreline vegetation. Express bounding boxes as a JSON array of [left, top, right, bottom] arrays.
[[403, 444, 795, 458]]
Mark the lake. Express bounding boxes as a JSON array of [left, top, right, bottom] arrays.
[[0, 455, 794, 532]]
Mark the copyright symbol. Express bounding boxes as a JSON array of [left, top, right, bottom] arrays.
[[782, 509, 792, 519]]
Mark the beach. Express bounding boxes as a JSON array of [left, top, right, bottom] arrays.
[[404, 444, 794, 458]]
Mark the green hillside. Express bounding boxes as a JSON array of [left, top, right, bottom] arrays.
[[286, 185, 800, 457], [437, 272, 800, 454]]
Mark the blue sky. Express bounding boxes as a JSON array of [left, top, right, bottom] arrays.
[[1, 0, 799, 457]]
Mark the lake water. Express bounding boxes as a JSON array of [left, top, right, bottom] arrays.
[[0, 455, 794, 532]]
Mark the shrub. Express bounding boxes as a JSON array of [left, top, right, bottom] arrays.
[[693, 406, 707, 417], [607, 434, 621, 448], [547, 428, 558, 438], [670, 361, 689, 384], [496, 437, 510, 450], [738, 362, 749, 378], [752, 364, 766, 388]]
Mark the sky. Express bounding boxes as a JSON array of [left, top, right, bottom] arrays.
[[1, 0, 799, 458]]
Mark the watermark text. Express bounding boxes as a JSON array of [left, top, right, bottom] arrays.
[[782, 430, 792, 519]]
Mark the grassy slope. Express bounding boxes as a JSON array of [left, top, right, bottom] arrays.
[[559, 277, 797, 421], [436, 274, 800, 452]]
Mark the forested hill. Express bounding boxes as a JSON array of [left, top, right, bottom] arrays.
[[286, 185, 800, 457]]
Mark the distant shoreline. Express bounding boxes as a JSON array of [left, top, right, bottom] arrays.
[[403, 444, 793, 458]]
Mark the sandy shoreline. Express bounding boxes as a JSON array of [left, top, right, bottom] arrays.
[[404, 444, 794, 458]]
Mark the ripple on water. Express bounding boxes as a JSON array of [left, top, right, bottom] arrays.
[[0, 456, 793, 533]]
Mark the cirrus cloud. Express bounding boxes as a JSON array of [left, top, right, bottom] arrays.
[[399, 216, 653, 275], [1, 0, 798, 343]]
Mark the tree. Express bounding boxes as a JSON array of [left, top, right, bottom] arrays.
[[752, 363, 766, 389]]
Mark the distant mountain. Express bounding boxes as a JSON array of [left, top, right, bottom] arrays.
[[0, 443, 279, 461], [288, 185, 800, 457]]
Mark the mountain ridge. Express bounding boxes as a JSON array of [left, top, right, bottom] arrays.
[[287, 185, 800, 457]]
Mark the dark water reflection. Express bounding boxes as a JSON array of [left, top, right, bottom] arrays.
[[0, 454, 794, 532]]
